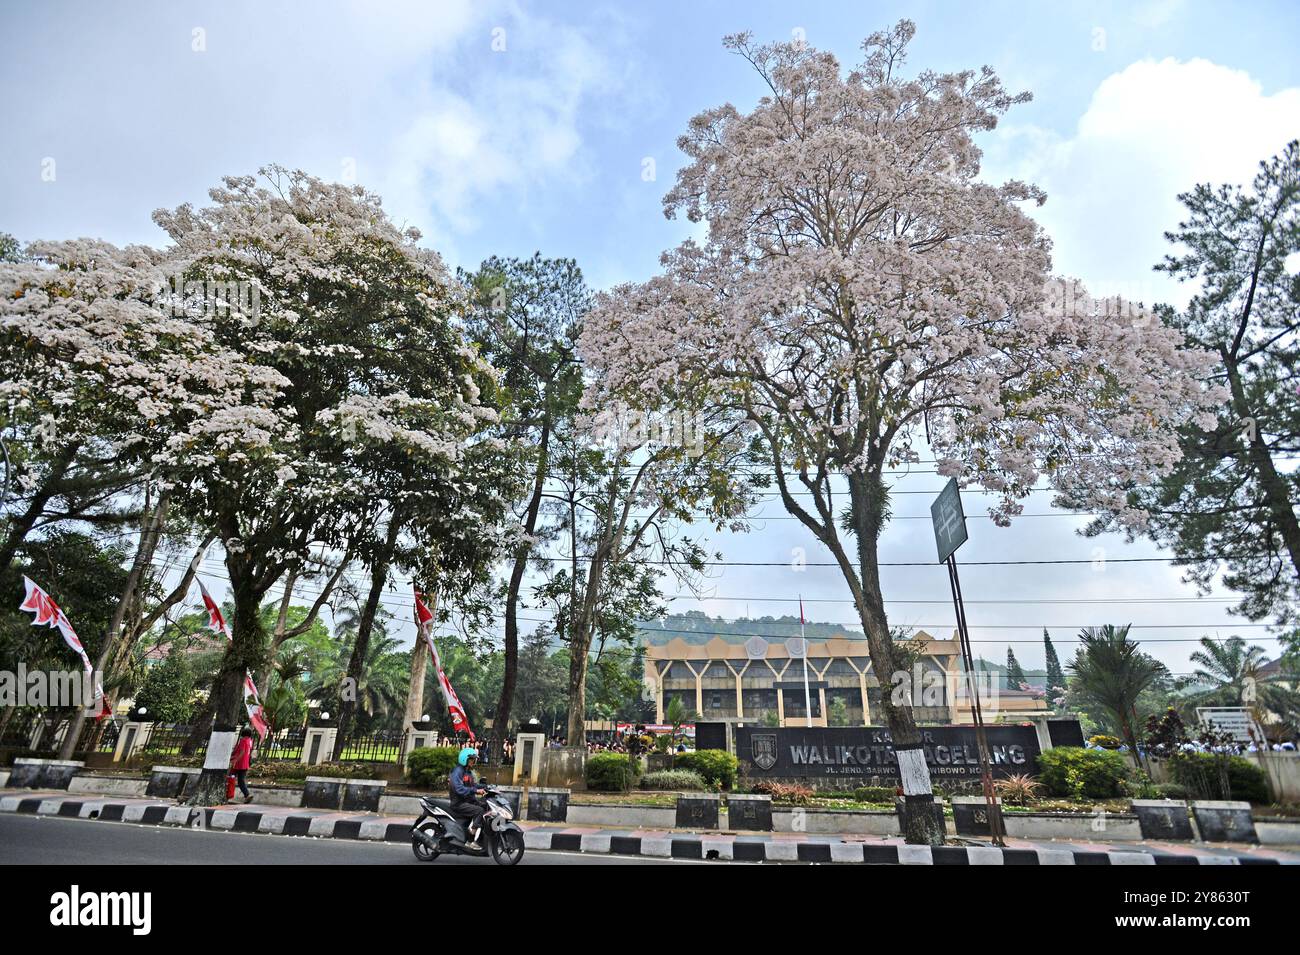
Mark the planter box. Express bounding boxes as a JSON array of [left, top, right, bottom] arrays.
[[7, 758, 84, 790], [1191, 800, 1258, 843], [146, 766, 201, 799], [341, 779, 387, 813], [528, 787, 569, 822], [726, 793, 773, 831], [950, 795, 1003, 837], [676, 793, 720, 829], [1132, 799, 1194, 841]]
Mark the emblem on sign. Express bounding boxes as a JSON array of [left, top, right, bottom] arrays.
[[752, 733, 778, 771]]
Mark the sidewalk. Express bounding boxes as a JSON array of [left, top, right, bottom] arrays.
[[3, 788, 1296, 865]]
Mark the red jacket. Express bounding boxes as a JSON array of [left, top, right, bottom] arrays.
[[230, 737, 253, 771]]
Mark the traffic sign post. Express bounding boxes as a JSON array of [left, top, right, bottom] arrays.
[[932, 478, 1004, 846]]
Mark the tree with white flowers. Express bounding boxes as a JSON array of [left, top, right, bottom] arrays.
[[580, 23, 1222, 843], [148, 167, 516, 803]]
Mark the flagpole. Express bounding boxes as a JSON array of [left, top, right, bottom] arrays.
[[801, 596, 811, 728]]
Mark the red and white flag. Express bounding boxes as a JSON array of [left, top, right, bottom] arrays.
[[414, 587, 474, 740], [195, 577, 267, 740], [799, 596, 805, 626], [19, 576, 106, 717]]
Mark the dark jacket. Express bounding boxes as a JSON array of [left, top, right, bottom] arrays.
[[448, 765, 479, 804]]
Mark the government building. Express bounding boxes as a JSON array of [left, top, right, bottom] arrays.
[[643, 631, 1050, 727]]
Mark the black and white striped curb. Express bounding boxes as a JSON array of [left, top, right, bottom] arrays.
[[1, 794, 413, 843], [3, 793, 1287, 864], [519, 829, 1285, 864]]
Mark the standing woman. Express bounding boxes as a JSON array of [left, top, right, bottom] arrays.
[[230, 728, 254, 803]]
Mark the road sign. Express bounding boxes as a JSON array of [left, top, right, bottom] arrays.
[[930, 477, 968, 563]]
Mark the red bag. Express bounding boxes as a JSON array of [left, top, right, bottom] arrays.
[[226, 774, 236, 800]]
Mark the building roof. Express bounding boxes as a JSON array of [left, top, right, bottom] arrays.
[[644, 630, 960, 661]]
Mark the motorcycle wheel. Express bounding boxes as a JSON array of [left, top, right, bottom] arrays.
[[490, 829, 525, 866], [412, 823, 441, 862]]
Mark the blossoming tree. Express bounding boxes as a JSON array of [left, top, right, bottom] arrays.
[[150, 167, 515, 803], [580, 23, 1220, 843]]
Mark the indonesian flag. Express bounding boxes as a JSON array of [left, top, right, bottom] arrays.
[[197, 577, 230, 638], [414, 587, 474, 740], [195, 577, 267, 740], [799, 596, 805, 626], [19, 576, 106, 717]]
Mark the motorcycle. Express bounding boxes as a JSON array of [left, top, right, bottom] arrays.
[[411, 788, 526, 865]]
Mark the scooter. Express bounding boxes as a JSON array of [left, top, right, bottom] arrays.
[[411, 788, 526, 865]]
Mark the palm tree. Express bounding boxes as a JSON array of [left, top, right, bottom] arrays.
[[1068, 625, 1168, 764], [1188, 636, 1267, 704]]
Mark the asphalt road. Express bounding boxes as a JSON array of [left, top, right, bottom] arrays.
[[0, 813, 701, 865]]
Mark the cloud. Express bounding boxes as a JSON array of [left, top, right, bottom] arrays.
[[986, 57, 1300, 307]]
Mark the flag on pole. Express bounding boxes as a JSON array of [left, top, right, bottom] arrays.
[[799, 596, 805, 626], [195, 577, 267, 740], [19, 576, 106, 717], [414, 587, 474, 740]]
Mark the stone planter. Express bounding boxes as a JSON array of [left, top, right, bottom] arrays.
[[676, 792, 720, 829]]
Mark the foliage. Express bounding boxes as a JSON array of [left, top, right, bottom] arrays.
[[1068, 625, 1169, 754], [586, 751, 636, 791], [1168, 751, 1271, 803], [993, 773, 1045, 806], [1088, 735, 1123, 750], [133, 650, 196, 724], [673, 749, 738, 789], [1036, 746, 1131, 799], [1154, 783, 1189, 800], [405, 746, 462, 789], [1005, 649, 1026, 689], [852, 786, 898, 804], [1044, 630, 1066, 702], [749, 780, 814, 805], [639, 769, 707, 791], [1087, 141, 1300, 626]]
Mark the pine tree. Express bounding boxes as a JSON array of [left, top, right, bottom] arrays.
[[1005, 648, 1026, 688], [1044, 629, 1065, 693]]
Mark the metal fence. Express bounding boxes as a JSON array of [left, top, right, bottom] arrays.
[[333, 731, 404, 763]]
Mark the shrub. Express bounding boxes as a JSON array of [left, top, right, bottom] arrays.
[[586, 752, 635, 791], [1168, 752, 1271, 804], [673, 750, 738, 789], [994, 773, 1044, 806], [853, 786, 897, 804], [1036, 747, 1130, 799], [750, 780, 814, 804], [406, 746, 461, 788], [1088, 734, 1123, 750], [640, 769, 707, 791], [1154, 783, 1189, 800]]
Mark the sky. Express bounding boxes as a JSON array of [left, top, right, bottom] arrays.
[[2, 0, 1299, 678]]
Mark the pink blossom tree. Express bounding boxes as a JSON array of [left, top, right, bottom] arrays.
[[580, 23, 1221, 843]]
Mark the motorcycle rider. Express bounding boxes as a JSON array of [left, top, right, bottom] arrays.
[[448, 746, 488, 848]]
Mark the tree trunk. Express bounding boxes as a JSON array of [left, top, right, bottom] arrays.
[[565, 548, 606, 747], [847, 471, 943, 846], [1223, 352, 1300, 583], [57, 491, 170, 760], [495, 419, 551, 743], [403, 589, 437, 729], [333, 520, 399, 759], [0, 442, 80, 573], [182, 563, 267, 805]]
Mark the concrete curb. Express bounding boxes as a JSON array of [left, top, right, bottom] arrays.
[[1, 791, 1289, 865]]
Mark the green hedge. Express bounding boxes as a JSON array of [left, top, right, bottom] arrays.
[[406, 746, 461, 788], [1036, 746, 1130, 799], [673, 750, 738, 789], [586, 752, 635, 791], [640, 769, 707, 791], [1168, 752, 1270, 804], [853, 786, 898, 804]]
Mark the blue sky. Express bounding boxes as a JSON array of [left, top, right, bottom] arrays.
[[3, 0, 1298, 677]]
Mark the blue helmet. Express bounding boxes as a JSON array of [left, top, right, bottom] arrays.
[[458, 746, 477, 766]]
